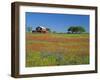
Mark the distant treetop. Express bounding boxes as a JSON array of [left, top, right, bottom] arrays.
[[67, 26, 86, 34]]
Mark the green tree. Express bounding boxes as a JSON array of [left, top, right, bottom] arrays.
[[27, 26, 32, 32], [67, 26, 85, 34], [46, 28, 51, 32]]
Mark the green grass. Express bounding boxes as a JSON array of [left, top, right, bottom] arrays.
[[26, 51, 89, 67], [27, 32, 89, 38], [26, 33, 89, 67]]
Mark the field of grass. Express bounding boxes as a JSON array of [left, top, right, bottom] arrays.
[[26, 33, 89, 67]]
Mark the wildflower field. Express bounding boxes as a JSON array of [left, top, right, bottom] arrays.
[[26, 33, 89, 67]]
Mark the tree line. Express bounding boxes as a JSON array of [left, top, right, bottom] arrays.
[[26, 26, 86, 34], [67, 26, 86, 34]]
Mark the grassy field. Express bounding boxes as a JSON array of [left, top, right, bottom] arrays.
[[26, 33, 89, 67]]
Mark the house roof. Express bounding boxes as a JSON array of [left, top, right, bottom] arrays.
[[38, 26, 46, 29]]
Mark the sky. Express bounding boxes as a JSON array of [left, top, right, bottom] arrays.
[[26, 12, 89, 33]]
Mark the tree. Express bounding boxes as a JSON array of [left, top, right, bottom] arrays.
[[67, 26, 85, 34], [26, 26, 32, 32], [46, 28, 51, 32]]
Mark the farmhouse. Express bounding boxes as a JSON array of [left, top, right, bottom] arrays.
[[32, 26, 48, 33]]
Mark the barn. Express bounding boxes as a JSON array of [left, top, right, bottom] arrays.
[[32, 26, 48, 33]]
